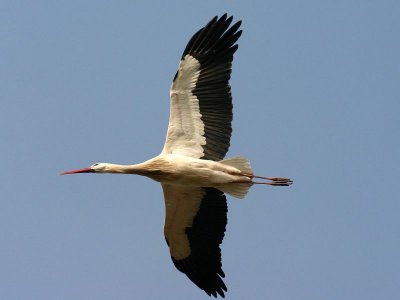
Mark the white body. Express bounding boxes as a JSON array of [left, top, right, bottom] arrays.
[[147, 154, 251, 186], [91, 154, 253, 199]]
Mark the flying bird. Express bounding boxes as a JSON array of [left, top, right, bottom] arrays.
[[61, 14, 292, 298]]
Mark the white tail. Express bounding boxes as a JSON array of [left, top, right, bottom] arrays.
[[220, 156, 253, 174], [219, 156, 253, 199]]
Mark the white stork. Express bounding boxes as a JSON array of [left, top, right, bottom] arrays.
[[61, 14, 292, 298]]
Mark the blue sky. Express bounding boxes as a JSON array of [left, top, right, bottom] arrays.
[[1, 1, 399, 299]]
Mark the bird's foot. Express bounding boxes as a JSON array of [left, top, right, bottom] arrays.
[[242, 173, 293, 186]]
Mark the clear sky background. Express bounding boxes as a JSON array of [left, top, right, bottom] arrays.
[[1, 1, 399, 299]]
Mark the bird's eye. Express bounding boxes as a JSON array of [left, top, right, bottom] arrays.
[[93, 163, 99, 167]]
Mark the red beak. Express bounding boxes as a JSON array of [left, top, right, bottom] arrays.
[[60, 167, 94, 175]]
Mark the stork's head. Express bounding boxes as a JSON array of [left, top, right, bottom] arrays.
[[60, 163, 108, 175]]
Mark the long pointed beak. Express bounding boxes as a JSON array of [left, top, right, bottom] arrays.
[[60, 167, 94, 175]]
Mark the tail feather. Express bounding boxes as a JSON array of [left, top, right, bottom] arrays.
[[219, 156, 253, 199], [218, 183, 252, 199], [220, 156, 253, 174]]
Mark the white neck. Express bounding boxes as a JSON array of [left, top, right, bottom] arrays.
[[98, 163, 151, 175], [96, 157, 170, 179]]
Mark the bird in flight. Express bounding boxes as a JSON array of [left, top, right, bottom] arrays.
[[61, 14, 292, 298]]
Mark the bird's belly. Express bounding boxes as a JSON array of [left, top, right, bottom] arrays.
[[156, 155, 242, 186]]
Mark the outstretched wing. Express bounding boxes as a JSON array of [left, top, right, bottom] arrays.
[[162, 184, 228, 298], [162, 14, 242, 161]]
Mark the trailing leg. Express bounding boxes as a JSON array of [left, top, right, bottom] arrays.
[[242, 173, 293, 186]]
